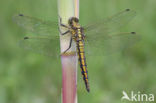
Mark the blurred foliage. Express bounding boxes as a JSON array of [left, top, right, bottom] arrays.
[[0, 0, 156, 103]]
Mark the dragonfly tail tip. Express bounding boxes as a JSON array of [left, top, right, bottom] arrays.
[[86, 88, 90, 93]]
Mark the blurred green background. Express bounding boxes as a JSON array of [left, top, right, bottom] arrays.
[[0, 0, 156, 103]]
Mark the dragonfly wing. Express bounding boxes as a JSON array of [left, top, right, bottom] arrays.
[[85, 32, 140, 56], [13, 14, 59, 36], [84, 9, 136, 35], [19, 36, 60, 57]]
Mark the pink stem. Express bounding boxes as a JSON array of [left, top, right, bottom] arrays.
[[62, 54, 77, 103]]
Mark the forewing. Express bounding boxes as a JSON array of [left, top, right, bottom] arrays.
[[85, 32, 140, 56], [13, 14, 59, 36], [84, 9, 136, 35], [19, 36, 60, 57]]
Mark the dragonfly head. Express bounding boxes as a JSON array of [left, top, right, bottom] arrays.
[[68, 17, 79, 27]]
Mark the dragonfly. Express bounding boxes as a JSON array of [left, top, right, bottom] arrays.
[[13, 9, 139, 92]]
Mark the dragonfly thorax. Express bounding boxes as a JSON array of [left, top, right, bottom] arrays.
[[68, 17, 85, 41]]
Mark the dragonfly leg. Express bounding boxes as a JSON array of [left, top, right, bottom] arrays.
[[59, 16, 70, 28], [61, 24, 69, 28], [59, 16, 71, 35], [62, 37, 73, 54], [60, 30, 70, 35]]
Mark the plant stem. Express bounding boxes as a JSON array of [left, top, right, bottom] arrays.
[[57, 0, 79, 103]]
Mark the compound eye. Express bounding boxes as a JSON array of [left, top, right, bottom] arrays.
[[75, 18, 79, 22]]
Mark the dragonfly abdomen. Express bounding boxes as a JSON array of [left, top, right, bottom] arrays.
[[76, 39, 90, 92]]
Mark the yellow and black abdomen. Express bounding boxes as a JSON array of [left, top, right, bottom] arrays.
[[76, 32, 90, 92]]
